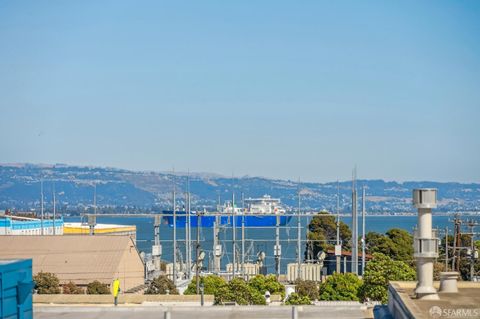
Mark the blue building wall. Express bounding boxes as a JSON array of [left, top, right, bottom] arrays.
[[0, 217, 64, 233], [0, 259, 33, 319]]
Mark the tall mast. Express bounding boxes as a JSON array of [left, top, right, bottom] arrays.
[[241, 192, 245, 277], [186, 172, 191, 279], [232, 192, 236, 278], [351, 169, 358, 275], [94, 183, 97, 215], [361, 185, 366, 275], [213, 193, 221, 273], [172, 169, 177, 285], [297, 180, 301, 280], [53, 182, 56, 235], [195, 197, 201, 293], [40, 179, 44, 235], [336, 180, 340, 273]]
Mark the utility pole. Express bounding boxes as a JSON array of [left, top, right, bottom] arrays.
[[451, 215, 462, 271], [361, 185, 366, 275], [172, 171, 177, 285], [445, 226, 449, 272], [351, 169, 358, 275], [93, 183, 97, 215], [40, 180, 44, 235], [153, 215, 162, 275], [275, 214, 281, 280], [53, 182, 56, 235], [452, 216, 457, 271], [336, 181, 341, 273], [213, 218, 220, 273], [232, 192, 236, 278], [241, 192, 245, 277], [213, 195, 221, 273], [196, 209, 201, 293], [467, 220, 479, 281], [297, 182, 302, 280], [186, 173, 191, 280]]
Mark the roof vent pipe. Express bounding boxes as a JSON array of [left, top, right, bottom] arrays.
[[413, 189, 439, 300], [439, 272, 459, 293]]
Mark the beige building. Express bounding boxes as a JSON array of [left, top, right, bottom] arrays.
[[0, 235, 145, 292]]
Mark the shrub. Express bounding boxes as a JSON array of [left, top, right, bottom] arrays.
[[319, 273, 362, 301], [294, 279, 319, 301], [359, 253, 416, 303], [33, 271, 61, 294], [86, 280, 110, 295], [214, 277, 265, 305], [248, 275, 285, 299], [184, 275, 227, 295], [146, 275, 178, 295], [63, 281, 84, 294], [285, 293, 311, 305]]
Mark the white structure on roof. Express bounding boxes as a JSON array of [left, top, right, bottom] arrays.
[[413, 188, 439, 300]]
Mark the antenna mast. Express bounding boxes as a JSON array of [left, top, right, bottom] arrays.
[[336, 180, 341, 273], [40, 180, 44, 235], [53, 182, 56, 235], [172, 169, 177, 285], [362, 185, 366, 275], [351, 168, 358, 275], [297, 179, 301, 279]]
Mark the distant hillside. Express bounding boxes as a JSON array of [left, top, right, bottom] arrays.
[[0, 163, 479, 213]]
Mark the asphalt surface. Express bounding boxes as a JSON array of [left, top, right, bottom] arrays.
[[35, 305, 368, 319]]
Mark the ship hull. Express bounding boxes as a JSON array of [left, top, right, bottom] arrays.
[[162, 211, 292, 227]]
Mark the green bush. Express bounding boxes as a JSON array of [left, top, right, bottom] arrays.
[[33, 271, 61, 294], [294, 279, 319, 301], [86, 280, 110, 295], [285, 293, 312, 305], [248, 275, 285, 299], [359, 253, 416, 303], [214, 277, 265, 305], [145, 275, 178, 295], [319, 273, 362, 301], [184, 275, 227, 295], [62, 281, 84, 294]]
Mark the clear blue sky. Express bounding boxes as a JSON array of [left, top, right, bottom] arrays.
[[1, 1, 479, 182]]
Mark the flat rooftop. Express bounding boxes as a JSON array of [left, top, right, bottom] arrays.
[[64, 222, 136, 230], [389, 281, 480, 319]]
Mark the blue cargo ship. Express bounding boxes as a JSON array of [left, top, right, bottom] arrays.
[[162, 195, 292, 227]]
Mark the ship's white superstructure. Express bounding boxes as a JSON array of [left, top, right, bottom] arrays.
[[245, 195, 286, 215], [218, 195, 286, 215]]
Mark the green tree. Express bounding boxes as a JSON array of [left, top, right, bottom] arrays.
[[33, 271, 61, 294], [285, 293, 311, 305], [294, 279, 319, 301], [86, 280, 110, 295], [305, 212, 351, 261], [184, 275, 227, 295], [248, 275, 285, 299], [319, 273, 362, 301], [214, 278, 265, 305], [62, 281, 84, 294], [146, 275, 178, 295], [365, 228, 413, 263], [359, 253, 416, 303]]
